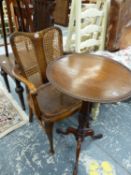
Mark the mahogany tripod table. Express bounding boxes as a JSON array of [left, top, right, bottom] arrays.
[[46, 53, 131, 175]]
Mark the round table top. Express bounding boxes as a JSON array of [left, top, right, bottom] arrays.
[[46, 53, 131, 103]]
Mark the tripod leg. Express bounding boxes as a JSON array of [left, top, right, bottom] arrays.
[[73, 137, 83, 175]]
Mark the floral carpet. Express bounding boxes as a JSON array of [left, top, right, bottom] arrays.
[[0, 82, 28, 138]]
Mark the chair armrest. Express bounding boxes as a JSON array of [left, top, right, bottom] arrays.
[[12, 66, 37, 95], [13, 66, 42, 117]]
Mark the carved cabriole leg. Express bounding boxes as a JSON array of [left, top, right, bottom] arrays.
[[15, 79, 25, 110], [44, 122, 54, 154], [73, 137, 82, 175], [1, 68, 11, 92]]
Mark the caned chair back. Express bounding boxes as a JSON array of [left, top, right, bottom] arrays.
[[41, 27, 63, 64], [10, 32, 47, 87], [10, 27, 63, 87]]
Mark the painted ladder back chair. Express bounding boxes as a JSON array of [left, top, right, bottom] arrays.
[[10, 27, 81, 153], [65, 0, 109, 53]]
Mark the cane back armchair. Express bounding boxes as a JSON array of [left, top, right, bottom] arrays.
[[10, 27, 81, 153]]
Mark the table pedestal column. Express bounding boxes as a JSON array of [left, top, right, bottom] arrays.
[[57, 101, 103, 175]]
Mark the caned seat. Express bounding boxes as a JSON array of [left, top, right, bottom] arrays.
[[36, 83, 80, 119]]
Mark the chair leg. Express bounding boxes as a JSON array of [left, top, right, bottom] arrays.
[[1, 68, 11, 92], [15, 79, 26, 111], [29, 106, 33, 122], [44, 122, 54, 154]]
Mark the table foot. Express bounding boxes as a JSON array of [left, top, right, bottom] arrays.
[[56, 127, 102, 175], [73, 130, 102, 175], [73, 137, 82, 175], [56, 127, 77, 136], [92, 133, 103, 139], [73, 165, 78, 175], [56, 127, 102, 139], [56, 101, 102, 175]]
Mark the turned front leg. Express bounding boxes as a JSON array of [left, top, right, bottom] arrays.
[[1, 68, 11, 92], [15, 79, 25, 110]]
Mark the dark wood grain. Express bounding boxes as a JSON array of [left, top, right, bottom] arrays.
[[33, 0, 55, 31], [106, 0, 131, 51], [47, 53, 131, 103]]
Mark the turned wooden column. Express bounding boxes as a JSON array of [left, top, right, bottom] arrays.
[[1, 68, 11, 92], [14, 0, 34, 32], [15, 79, 25, 111], [5, 0, 14, 33], [33, 0, 55, 31]]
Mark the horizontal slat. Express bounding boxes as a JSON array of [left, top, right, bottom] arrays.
[[81, 8, 104, 18], [81, 25, 101, 35], [82, 4, 97, 11], [80, 39, 100, 49], [71, 33, 92, 41]]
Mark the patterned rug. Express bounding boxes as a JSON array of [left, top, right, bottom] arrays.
[[0, 82, 28, 138]]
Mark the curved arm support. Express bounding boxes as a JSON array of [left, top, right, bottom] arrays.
[[13, 66, 42, 117], [12, 66, 37, 95]]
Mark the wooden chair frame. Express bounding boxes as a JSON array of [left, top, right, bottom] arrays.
[[10, 27, 81, 153]]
